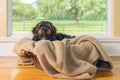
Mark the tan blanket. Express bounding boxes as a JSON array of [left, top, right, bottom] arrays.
[[13, 35, 113, 79]]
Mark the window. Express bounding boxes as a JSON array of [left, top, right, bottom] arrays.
[[12, 0, 111, 35]]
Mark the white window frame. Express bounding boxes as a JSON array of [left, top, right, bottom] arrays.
[[8, 0, 12, 36], [107, 0, 112, 36], [8, 0, 114, 39]]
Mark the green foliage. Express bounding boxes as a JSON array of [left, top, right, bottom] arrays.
[[67, 0, 107, 22], [13, 0, 107, 21], [13, 0, 38, 19]]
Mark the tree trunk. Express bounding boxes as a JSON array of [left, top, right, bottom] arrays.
[[75, 10, 81, 23], [76, 16, 80, 23]]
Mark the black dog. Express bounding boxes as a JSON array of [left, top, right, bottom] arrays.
[[32, 21, 75, 41]]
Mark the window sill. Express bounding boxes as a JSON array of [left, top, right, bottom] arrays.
[[0, 33, 120, 42]]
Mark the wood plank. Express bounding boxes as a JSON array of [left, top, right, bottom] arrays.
[[0, 56, 120, 80]]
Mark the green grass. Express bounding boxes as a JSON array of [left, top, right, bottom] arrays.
[[13, 20, 107, 34]]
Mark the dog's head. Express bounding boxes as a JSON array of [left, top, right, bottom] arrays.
[[32, 21, 56, 40]]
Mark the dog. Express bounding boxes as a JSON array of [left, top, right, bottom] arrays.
[[32, 21, 75, 41], [19, 21, 75, 63]]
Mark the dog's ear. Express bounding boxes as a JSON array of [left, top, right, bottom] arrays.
[[32, 27, 36, 34], [32, 23, 40, 34], [46, 21, 57, 36], [51, 25, 57, 35]]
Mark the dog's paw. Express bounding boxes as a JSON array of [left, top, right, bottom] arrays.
[[20, 49, 26, 57], [20, 49, 33, 57]]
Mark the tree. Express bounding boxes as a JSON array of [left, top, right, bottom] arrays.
[[68, 0, 107, 22], [35, 0, 70, 20], [13, 0, 38, 19], [35, 0, 107, 21]]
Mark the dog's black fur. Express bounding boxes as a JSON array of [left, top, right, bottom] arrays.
[[32, 21, 75, 41]]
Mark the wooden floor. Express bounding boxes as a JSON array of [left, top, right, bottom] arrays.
[[0, 56, 120, 80]]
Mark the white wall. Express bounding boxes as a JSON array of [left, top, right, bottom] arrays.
[[102, 43, 120, 56], [0, 42, 16, 56], [0, 34, 32, 56]]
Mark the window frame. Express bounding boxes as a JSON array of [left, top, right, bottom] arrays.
[[5, 0, 119, 39], [107, 0, 112, 36], [8, 0, 12, 36]]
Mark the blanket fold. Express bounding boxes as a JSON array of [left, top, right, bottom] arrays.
[[13, 35, 113, 79]]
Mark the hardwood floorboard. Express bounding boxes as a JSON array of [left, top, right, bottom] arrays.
[[0, 56, 120, 80]]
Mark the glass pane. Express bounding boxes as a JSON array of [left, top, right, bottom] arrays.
[[12, 0, 107, 34]]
